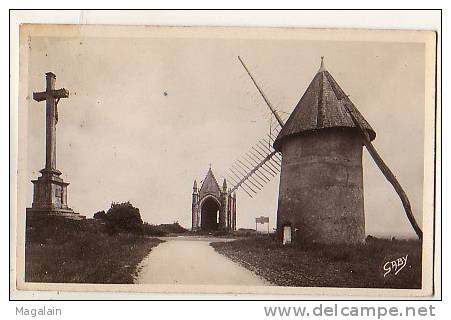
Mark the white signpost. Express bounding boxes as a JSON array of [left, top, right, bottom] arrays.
[[255, 216, 270, 234]]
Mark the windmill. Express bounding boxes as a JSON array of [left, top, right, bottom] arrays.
[[228, 56, 422, 241]]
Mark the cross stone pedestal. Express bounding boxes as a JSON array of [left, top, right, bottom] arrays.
[[26, 168, 84, 220], [26, 72, 84, 220]]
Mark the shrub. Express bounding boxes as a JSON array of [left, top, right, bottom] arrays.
[[93, 210, 107, 220], [233, 228, 257, 237], [141, 222, 188, 236], [157, 222, 187, 234], [141, 223, 168, 237], [106, 202, 143, 234]]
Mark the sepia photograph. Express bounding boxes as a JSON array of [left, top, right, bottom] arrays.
[[11, 21, 437, 297]]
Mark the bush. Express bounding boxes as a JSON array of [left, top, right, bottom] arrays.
[[233, 228, 257, 237], [105, 202, 143, 234], [157, 222, 187, 234], [93, 210, 107, 220], [141, 222, 188, 236], [141, 223, 168, 237]]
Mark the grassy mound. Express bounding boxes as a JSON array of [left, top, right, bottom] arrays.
[[25, 217, 162, 284], [211, 236, 422, 289]]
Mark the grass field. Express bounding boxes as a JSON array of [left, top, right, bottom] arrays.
[[211, 236, 422, 288], [25, 217, 162, 284]]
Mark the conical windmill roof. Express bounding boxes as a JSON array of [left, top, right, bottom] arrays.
[[199, 167, 221, 197], [274, 58, 376, 151]]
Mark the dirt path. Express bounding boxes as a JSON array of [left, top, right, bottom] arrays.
[[134, 236, 269, 285]]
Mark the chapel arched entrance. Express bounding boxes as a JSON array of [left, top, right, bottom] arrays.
[[200, 197, 220, 231]]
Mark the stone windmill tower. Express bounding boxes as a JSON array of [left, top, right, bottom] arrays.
[[273, 58, 376, 244]]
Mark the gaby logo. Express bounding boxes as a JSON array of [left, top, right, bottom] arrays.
[[383, 255, 408, 277]]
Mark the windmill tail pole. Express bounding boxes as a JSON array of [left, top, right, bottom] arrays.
[[343, 101, 423, 241], [238, 56, 285, 127]]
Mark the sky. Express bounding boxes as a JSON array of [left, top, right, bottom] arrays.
[[25, 31, 426, 237]]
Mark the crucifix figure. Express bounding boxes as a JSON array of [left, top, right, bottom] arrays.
[[33, 72, 69, 172], [27, 72, 84, 220]]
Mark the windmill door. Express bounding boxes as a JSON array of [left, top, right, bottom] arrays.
[[283, 225, 292, 245]]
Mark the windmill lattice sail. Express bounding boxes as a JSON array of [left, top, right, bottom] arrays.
[[227, 56, 288, 197], [227, 124, 286, 197]]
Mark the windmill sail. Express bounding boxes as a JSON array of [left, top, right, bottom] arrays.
[[227, 57, 287, 197], [227, 125, 286, 196]]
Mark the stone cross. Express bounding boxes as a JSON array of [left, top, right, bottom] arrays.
[[33, 72, 69, 171]]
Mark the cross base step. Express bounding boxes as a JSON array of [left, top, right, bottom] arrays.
[[26, 207, 86, 220]]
